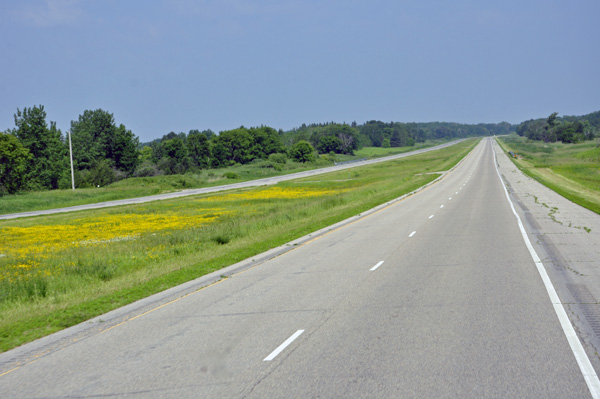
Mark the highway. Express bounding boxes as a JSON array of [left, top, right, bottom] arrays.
[[1, 138, 598, 398]]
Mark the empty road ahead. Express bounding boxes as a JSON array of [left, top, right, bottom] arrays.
[[1, 138, 597, 398]]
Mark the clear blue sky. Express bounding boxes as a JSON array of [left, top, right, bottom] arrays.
[[1, 0, 599, 142]]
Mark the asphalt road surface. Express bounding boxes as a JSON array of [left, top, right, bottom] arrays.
[[1, 138, 598, 398]]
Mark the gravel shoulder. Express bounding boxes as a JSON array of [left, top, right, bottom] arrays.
[[493, 139, 600, 368]]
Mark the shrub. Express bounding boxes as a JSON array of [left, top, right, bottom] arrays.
[[133, 160, 164, 177], [89, 159, 117, 187], [290, 141, 315, 163], [268, 153, 287, 164], [223, 172, 240, 179]]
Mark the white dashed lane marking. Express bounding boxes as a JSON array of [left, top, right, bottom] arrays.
[[264, 330, 304, 361], [370, 261, 385, 271]]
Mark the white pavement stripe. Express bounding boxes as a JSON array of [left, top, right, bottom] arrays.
[[493, 143, 600, 399], [440, 205, 444, 208], [409, 231, 416, 237], [370, 261, 385, 271], [264, 330, 305, 361], [429, 215, 434, 219]]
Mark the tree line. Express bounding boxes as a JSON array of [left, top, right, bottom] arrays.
[[1, 106, 140, 193], [0, 105, 323, 194], [515, 111, 599, 143], [285, 120, 514, 150], [3, 103, 597, 195]]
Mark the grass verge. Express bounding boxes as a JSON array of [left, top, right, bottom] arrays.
[[496, 135, 600, 215], [0, 141, 452, 215], [0, 139, 477, 352]]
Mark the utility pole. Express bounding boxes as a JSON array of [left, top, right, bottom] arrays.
[[68, 129, 75, 190]]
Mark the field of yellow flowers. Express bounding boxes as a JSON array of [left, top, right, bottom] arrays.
[[0, 139, 477, 351], [0, 186, 340, 302]]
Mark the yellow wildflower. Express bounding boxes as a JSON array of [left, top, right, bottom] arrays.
[[200, 186, 342, 202]]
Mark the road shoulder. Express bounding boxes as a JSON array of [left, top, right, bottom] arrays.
[[493, 139, 600, 370]]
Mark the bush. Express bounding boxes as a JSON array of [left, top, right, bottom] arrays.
[[58, 173, 73, 190], [290, 141, 315, 163], [89, 160, 117, 187], [74, 169, 92, 188], [74, 160, 123, 188], [223, 172, 240, 179], [268, 153, 287, 164], [133, 160, 164, 177], [157, 157, 176, 175]]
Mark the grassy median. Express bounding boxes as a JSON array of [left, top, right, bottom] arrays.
[[0, 141, 451, 216], [0, 139, 477, 352]]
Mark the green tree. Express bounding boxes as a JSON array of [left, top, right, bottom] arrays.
[[542, 127, 557, 143], [248, 126, 285, 159], [70, 109, 139, 174], [112, 124, 140, 172], [542, 112, 559, 143], [210, 140, 228, 168], [158, 137, 189, 174], [189, 129, 215, 139], [547, 112, 559, 128], [139, 146, 153, 162], [70, 109, 112, 170], [317, 135, 342, 153], [290, 141, 315, 162], [334, 125, 359, 154], [162, 137, 188, 163], [524, 119, 545, 141], [556, 121, 584, 143], [582, 121, 597, 140], [212, 128, 252, 165], [187, 132, 211, 168], [8, 105, 67, 190], [89, 159, 117, 187], [360, 121, 387, 147], [309, 124, 361, 154], [0, 133, 32, 194], [390, 126, 411, 147]]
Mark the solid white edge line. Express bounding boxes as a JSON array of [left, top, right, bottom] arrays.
[[264, 330, 305, 361], [492, 142, 600, 398], [409, 231, 416, 237], [370, 261, 385, 271]]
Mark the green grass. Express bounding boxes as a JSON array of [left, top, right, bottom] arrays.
[[354, 140, 446, 158], [496, 134, 600, 214], [0, 141, 450, 216], [0, 139, 478, 351], [0, 161, 321, 215]]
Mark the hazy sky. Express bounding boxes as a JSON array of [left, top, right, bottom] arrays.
[[1, 0, 599, 142]]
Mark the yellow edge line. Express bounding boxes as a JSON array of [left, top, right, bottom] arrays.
[[100, 278, 225, 334], [0, 367, 20, 377]]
